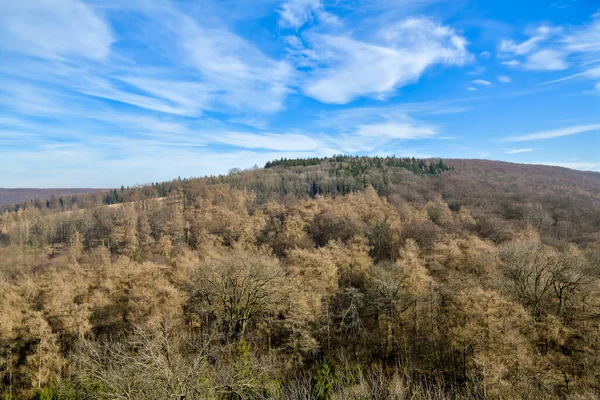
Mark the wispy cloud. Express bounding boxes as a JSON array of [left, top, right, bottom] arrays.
[[498, 26, 569, 71], [354, 121, 437, 139], [499, 26, 560, 56], [312, 102, 457, 153], [471, 79, 492, 86], [498, 75, 511, 83], [522, 49, 568, 71], [316, 101, 470, 126], [503, 124, 600, 141], [172, 10, 293, 114], [562, 19, 600, 55], [538, 65, 600, 86], [499, 19, 600, 86], [213, 132, 325, 151], [289, 17, 471, 103], [0, 0, 114, 60], [278, 0, 339, 29], [505, 148, 533, 154], [0, 0, 298, 126]]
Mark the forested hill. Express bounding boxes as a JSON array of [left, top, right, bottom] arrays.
[[1, 156, 600, 399], [2, 156, 452, 210], [4, 156, 599, 245]]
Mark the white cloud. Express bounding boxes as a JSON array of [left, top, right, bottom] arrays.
[[499, 38, 539, 56], [278, 0, 339, 29], [498, 26, 560, 56], [0, 0, 474, 128], [170, 11, 293, 114], [587, 66, 600, 78], [30, 2, 294, 118], [214, 132, 325, 151], [562, 20, 600, 54], [313, 103, 449, 153], [353, 121, 437, 139], [480, 51, 491, 59], [505, 148, 533, 154], [539, 66, 600, 86], [0, 1, 297, 122], [500, 21, 600, 76], [316, 101, 469, 127], [297, 18, 471, 104], [279, 0, 319, 28], [523, 49, 568, 71], [504, 123, 600, 141], [467, 87, 478, 91], [74, 77, 209, 116], [471, 79, 492, 86], [497, 25, 570, 72], [498, 75, 511, 83], [0, 0, 113, 60], [120, 77, 213, 115]]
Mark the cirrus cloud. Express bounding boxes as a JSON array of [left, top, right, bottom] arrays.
[[503, 124, 600, 141], [505, 148, 533, 154], [292, 18, 471, 104], [0, 0, 114, 60], [472, 79, 492, 86]]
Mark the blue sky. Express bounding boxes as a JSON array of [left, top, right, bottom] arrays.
[[0, 0, 599, 188]]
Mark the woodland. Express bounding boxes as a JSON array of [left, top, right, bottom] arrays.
[[1, 156, 600, 399]]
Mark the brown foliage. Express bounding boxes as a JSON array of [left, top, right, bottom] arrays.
[[1, 159, 600, 399]]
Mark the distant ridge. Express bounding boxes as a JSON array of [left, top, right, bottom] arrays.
[[0, 188, 105, 206]]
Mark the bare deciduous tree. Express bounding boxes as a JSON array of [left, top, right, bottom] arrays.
[[187, 250, 287, 341]]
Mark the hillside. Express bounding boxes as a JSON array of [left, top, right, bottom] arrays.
[[1, 156, 600, 399], [0, 188, 105, 206]]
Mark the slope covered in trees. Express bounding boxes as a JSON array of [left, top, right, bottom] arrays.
[[1, 157, 600, 399]]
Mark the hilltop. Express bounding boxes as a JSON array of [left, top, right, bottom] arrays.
[[5, 156, 598, 246]]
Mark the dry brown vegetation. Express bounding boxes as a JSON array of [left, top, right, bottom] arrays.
[[1, 157, 599, 399]]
